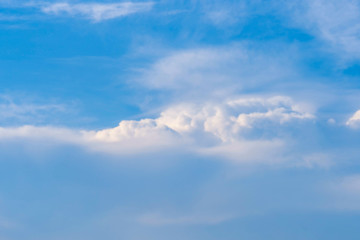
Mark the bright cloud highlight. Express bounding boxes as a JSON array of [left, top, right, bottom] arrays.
[[346, 110, 360, 128], [0, 96, 314, 163], [41, 2, 154, 22]]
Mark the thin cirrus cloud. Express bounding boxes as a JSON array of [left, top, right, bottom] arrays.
[[40, 2, 154, 22], [337, 175, 360, 196], [324, 174, 360, 210], [285, 0, 360, 60], [138, 212, 232, 226], [0, 95, 66, 125], [138, 46, 295, 94], [201, 1, 247, 26]]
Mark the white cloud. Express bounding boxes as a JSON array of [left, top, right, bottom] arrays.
[[92, 96, 313, 146], [138, 45, 295, 97], [201, 1, 247, 26], [0, 125, 85, 143], [0, 96, 314, 163], [41, 2, 154, 22], [0, 95, 66, 125], [156, 96, 313, 141], [346, 110, 360, 128], [287, 0, 360, 59]]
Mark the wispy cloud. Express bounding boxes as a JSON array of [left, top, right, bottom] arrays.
[[138, 212, 232, 226], [286, 0, 360, 60], [0, 13, 28, 21], [337, 175, 360, 195], [201, 1, 247, 26], [324, 175, 360, 210], [41, 2, 154, 22], [346, 110, 360, 128], [0, 95, 66, 125], [137, 45, 296, 101]]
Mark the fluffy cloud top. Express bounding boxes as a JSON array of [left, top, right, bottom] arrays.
[[94, 96, 313, 143], [0, 96, 314, 162]]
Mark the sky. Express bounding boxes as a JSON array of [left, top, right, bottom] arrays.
[[1, 0, 360, 239]]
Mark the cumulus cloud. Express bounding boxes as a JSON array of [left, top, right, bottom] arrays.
[[346, 110, 360, 128], [155, 96, 313, 141], [0, 96, 315, 163], [92, 96, 314, 145], [41, 2, 154, 22]]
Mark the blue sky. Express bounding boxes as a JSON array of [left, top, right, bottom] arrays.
[[1, 0, 360, 239]]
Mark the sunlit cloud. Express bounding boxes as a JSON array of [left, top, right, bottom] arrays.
[[0, 96, 317, 165], [346, 110, 360, 128], [40, 2, 154, 22]]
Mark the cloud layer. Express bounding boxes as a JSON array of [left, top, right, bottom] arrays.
[[0, 96, 316, 164]]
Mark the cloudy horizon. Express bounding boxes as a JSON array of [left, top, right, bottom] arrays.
[[1, 0, 360, 239]]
